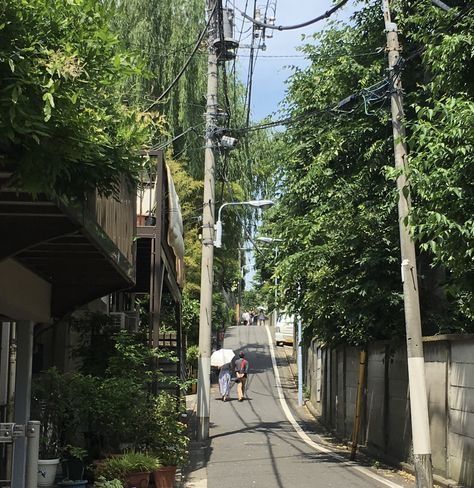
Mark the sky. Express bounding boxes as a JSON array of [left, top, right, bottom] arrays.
[[232, 0, 356, 120]]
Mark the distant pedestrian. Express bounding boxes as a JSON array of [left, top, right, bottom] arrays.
[[242, 311, 250, 326], [258, 309, 266, 326], [218, 363, 232, 401], [234, 352, 249, 401]]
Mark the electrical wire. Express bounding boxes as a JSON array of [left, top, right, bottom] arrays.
[[232, 2, 473, 132], [150, 123, 206, 151], [237, 48, 383, 59], [222, 180, 264, 255], [243, 0, 258, 128], [231, 71, 401, 133], [234, 0, 349, 31], [145, 3, 217, 111]]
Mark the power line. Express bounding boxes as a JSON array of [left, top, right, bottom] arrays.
[[243, 0, 258, 128], [237, 49, 383, 59], [234, 0, 349, 31], [150, 123, 206, 151], [146, 3, 217, 111], [231, 71, 399, 133]]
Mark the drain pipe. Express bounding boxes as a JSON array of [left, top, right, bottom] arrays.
[[5, 322, 17, 482], [7, 322, 17, 422], [1, 323, 11, 414]]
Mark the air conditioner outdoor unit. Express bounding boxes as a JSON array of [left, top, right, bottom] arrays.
[[109, 312, 139, 332]]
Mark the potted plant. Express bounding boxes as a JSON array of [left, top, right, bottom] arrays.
[[95, 477, 124, 488], [31, 368, 68, 486], [59, 445, 88, 485], [95, 452, 160, 488], [145, 394, 189, 488]]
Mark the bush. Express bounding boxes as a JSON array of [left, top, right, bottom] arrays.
[[143, 393, 189, 466], [95, 478, 123, 488]]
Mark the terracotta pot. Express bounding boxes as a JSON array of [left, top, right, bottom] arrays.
[[126, 471, 150, 488], [152, 466, 176, 488]]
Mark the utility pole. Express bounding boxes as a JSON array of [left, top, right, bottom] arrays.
[[383, 2, 433, 486], [197, 0, 218, 442], [273, 247, 278, 327], [236, 247, 242, 325]]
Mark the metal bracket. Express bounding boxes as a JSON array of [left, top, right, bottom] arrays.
[[13, 423, 25, 438], [0, 423, 15, 443], [0, 423, 27, 443]]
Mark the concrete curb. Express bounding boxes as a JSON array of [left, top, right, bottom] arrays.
[[179, 394, 209, 488]]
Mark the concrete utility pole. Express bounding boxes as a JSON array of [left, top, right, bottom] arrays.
[[236, 248, 242, 325], [197, 0, 218, 442], [382, 2, 433, 486]]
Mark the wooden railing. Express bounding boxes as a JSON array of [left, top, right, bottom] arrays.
[[95, 179, 136, 265]]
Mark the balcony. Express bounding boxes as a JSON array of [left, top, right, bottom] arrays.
[[0, 172, 136, 320]]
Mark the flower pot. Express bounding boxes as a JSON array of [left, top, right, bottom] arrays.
[[125, 471, 150, 488], [38, 458, 60, 487], [153, 466, 176, 488], [61, 458, 84, 481]]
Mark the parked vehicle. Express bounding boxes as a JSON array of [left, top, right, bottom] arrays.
[[275, 315, 295, 346]]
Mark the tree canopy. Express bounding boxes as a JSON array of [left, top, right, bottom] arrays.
[[257, 0, 473, 346], [0, 0, 157, 198]]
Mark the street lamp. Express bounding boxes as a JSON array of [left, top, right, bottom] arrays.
[[214, 200, 274, 248]]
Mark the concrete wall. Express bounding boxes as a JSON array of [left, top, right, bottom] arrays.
[[0, 259, 51, 322], [305, 335, 474, 487], [448, 341, 474, 486]]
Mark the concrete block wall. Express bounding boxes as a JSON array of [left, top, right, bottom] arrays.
[[448, 341, 474, 486], [344, 348, 359, 440], [304, 335, 474, 487], [387, 347, 411, 462], [366, 343, 386, 453], [424, 340, 448, 476]]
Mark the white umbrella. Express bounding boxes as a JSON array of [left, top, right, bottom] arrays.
[[210, 348, 235, 367]]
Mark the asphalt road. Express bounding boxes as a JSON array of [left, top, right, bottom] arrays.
[[202, 324, 413, 488]]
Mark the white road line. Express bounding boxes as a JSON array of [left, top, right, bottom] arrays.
[[264, 324, 404, 488]]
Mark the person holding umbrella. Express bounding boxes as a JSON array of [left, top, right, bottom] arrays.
[[218, 362, 232, 401], [211, 348, 235, 401]]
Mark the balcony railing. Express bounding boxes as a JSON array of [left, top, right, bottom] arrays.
[[95, 178, 136, 265], [0, 172, 137, 319]]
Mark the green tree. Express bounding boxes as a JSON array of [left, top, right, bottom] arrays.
[[257, 0, 473, 346], [109, 0, 207, 177], [0, 0, 156, 198]]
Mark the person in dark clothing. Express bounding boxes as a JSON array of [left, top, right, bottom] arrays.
[[234, 351, 249, 401]]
